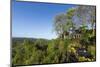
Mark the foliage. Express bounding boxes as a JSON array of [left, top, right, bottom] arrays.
[[12, 5, 96, 66]]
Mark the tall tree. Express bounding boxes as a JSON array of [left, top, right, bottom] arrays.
[[88, 6, 96, 35], [54, 8, 76, 39], [54, 13, 67, 39], [66, 8, 76, 33], [75, 6, 96, 35]]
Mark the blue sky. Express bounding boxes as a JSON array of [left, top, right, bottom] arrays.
[[12, 1, 76, 39]]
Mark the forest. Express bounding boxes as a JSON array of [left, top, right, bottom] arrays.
[[12, 5, 96, 66]]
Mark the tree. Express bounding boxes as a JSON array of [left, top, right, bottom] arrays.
[[88, 6, 96, 35], [54, 13, 67, 38], [54, 8, 76, 39], [66, 8, 76, 34], [75, 6, 89, 24], [75, 6, 96, 35]]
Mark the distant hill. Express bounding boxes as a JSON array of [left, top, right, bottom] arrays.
[[12, 37, 36, 42], [12, 37, 50, 45]]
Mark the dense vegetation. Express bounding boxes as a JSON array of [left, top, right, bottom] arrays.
[[12, 5, 96, 66]]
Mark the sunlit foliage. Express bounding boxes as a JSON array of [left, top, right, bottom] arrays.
[[12, 5, 96, 66]]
